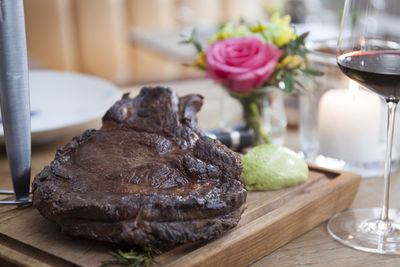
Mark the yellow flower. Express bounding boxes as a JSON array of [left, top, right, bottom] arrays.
[[196, 52, 207, 69], [276, 55, 304, 69], [208, 23, 250, 44], [251, 24, 267, 33], [271, 12, 291, 25], [215, 31, 232, 41], [265, 12, 297, 47], [275, 30, 296, 46]]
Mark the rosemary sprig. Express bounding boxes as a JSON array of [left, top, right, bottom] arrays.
[[100, 247, 162, 267]]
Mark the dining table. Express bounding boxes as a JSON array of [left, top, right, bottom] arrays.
[[0, 78, 400, 266]]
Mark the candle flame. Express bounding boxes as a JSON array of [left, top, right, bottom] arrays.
[[349, 80, 359, 101], [359, 36, 366, 48]]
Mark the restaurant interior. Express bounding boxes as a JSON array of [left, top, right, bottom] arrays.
[[1, 0, 400, 266]]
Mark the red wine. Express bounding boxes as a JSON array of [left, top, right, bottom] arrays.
[[337, 51, 400, 100]]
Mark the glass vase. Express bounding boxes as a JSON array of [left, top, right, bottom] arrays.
[[237, 87, 287, 146]]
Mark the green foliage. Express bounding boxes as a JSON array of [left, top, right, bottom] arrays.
[[179, 29, 203, 53], [272, 31, 323, 94], [283, 72, 295, 93], [100, 247, 162, 267], [300, 68, 324, 76], [281, 32, 310, 57]]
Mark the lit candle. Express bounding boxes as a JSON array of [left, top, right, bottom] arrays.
[[318, 81, 383, 162]]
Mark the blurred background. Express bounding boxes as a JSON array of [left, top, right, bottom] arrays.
[[16, 0, 400, 177], [23, 0, 345, 86]]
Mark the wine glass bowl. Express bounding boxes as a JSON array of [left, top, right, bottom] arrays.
[[337, 48, 400, 99], [328, 0, 400, 254]]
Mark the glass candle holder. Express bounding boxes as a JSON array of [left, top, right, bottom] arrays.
[[299, 39, 400, 177]]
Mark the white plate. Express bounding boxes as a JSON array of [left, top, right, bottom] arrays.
[[0, 70, 121, 144]]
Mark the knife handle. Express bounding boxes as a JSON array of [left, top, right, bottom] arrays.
[[205, 127, 254, 151]]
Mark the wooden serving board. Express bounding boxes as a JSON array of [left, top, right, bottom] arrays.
[[0, 164, 360, 267]]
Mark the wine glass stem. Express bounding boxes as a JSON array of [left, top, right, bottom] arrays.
[[380, 99, 399, 223]]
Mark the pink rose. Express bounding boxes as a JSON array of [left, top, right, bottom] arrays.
[[205, 37, 282, 93]]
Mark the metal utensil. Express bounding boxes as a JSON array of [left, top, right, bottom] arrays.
[[0, 0, 31, 204]]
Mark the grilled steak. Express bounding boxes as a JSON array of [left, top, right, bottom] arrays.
[[32, 87, 246, 247]]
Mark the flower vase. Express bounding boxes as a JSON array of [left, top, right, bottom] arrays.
[[237, 87, 287, 146]]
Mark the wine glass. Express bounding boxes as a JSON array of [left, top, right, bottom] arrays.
[[328, 0, 400, 254]]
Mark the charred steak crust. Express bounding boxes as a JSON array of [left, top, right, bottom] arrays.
[[32, 87, 246, 247]]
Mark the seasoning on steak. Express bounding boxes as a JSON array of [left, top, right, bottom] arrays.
[[32, 87, 246, 247]]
